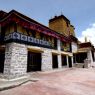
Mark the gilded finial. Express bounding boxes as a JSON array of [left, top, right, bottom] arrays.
[[85, 36, 87, 42]]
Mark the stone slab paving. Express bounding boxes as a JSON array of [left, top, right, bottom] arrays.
[[0, 68, 95, 95]]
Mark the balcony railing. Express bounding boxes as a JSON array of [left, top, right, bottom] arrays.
[[4, 32, 55, 49]]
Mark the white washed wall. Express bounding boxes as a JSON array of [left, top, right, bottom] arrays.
[[4, 43, 27, 79], [42, 48, 52, 71], [72, 42, 78, 52]]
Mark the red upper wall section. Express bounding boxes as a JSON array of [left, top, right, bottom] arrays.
[[0, 10, 7, 20], [79, 42, 94, 49], [0, 10, 74, 43]]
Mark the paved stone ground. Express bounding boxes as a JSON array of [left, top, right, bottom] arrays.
[[0, 68, 95, 95]]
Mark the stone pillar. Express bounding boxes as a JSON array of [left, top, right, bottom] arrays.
[[57, 39, 61, 51], [58, 54, 62, 68], [66, 55, 69, 67], [4, 43, 27, 79], [94, 52, 95, 61], [87, 50, 93, 63], [57, 39, 62, 68], [42, 48, 52, 71], [0, 24, 1, 33], [87, 50, 93, 67], [74, 54, 77, 63], [71, 56, 74, 67]]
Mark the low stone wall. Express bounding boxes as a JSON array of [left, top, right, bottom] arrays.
[[74, 63, 91, 68], [74, 63, 84, 68]]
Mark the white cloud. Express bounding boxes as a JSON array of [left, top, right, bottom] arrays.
[[78, 23, 95, 46]]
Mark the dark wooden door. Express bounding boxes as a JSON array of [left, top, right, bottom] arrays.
[[0, 51, 5, 73], [27, 51, 41, 72], [61, 55, 67, 66], [52, 54, 58, 68], [68, 56, 72, 68]]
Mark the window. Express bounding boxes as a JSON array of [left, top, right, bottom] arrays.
[[31, 30, 36, 37]]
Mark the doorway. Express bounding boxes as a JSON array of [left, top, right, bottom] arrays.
[[68, 56, 72, 68], [27, 51, 41, 72], [52, 54, 58, 69], [0, 50, 5, 73], [61, 55, 67, 66]]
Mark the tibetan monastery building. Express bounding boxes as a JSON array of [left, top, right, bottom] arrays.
[[0, 10, 95, 79]]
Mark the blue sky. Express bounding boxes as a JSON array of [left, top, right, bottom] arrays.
[[0, 0, 95, 45]]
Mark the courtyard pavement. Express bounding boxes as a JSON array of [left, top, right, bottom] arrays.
[[0, 68, 95, 95]]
